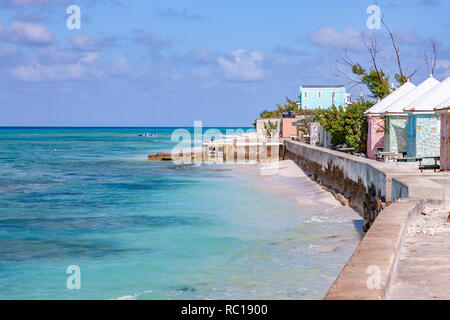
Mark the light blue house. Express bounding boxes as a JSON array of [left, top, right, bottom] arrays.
[[299, 85, 349, 110]]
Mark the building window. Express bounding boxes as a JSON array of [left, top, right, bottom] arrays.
[[318, 91, 322, 98], [318, 105, 322, 109], [304, 91, 308, 98]]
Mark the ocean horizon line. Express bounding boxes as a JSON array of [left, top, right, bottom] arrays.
[[0, 126, 254, 129]]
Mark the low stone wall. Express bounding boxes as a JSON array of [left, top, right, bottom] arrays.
[[284, 141, 391, 230], [325, 198, 423, 300], [283, 140, 449, 299], [283, 140, 447, 230]]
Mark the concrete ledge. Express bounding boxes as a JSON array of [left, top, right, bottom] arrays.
[[393, 175, 446, 202], [283, 141, 450, 299], [283, 140, 423, 229], [325, 198, 423, 300], [284, 140, 420, 201]]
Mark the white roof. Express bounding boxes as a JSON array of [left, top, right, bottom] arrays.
[[405, 76, 450, 112], [364, 81, 416, 115], [436, 98, 450, 111], [381, 77, 440, 115]]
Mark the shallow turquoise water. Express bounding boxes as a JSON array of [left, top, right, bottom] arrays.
[[0, 128, 362, 299]]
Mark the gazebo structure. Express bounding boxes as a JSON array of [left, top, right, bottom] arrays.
[[404, 76, 450, 164], [364, 81, 416, 159], [435, 98, 450, 171], [379, 77, 440, 156]]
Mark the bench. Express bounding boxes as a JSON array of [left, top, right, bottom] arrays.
[[419, 164, 440, 172], [396, 157, 422, 163], [336, 147, 355, 155], [395, 156, 440, 172], [418, 156, 440, 173], [376, 151, 403, 162]]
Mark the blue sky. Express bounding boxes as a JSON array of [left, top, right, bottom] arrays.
[[0, 0, 449, 126]]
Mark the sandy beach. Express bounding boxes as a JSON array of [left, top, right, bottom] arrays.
[[232, 160, 364, 234]]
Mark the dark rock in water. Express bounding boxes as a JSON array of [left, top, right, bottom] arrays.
[[147, 152, 203, 162], [177, 286, 196, 292], [148, 153, 173, 161], [168, 164, 196, 170]]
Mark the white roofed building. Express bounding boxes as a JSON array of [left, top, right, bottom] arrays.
[[405, 76, 450, 162], [380, 77, 440, 155], [365, 81, 416, 159], [435, 98, 450, 170]]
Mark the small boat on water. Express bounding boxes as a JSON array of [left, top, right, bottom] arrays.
[[139, 133, 153, 137]]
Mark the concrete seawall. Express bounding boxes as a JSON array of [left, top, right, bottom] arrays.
[[325, 198, 422, 299], [283, 140, 450, 299], [283, 140, 445, 230]]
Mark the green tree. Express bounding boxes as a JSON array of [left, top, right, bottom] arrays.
[[263, 120, 279, 138], [314, 100, 373, 153], [254, 97, 299, 126], [352, 63, 392, 100], [282, 97, 298, 111]]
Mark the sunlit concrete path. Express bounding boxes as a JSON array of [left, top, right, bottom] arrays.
[[387, 206, 450, 299]]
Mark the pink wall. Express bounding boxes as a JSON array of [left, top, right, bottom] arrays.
[[367, 116, 385, 159], [281, 118, 298, 138], [440, 113, 450, 171]]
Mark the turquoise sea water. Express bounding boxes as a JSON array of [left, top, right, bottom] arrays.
[[0, 128, 362, 300]]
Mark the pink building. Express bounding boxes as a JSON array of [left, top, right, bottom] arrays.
[[436, 98, 450, 171], [364, 81, 416, 159], [281, 118, 298, 138], [366, 116, 385, 159]]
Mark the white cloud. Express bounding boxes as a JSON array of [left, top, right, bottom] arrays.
[[0, 0, 57, 7], [38, 46, 81, 63], [274, 45, 304, 56], [0, 21, 54, 45], [157, 8, 204, 21], [70, 34, 114, 51], [11, 65, 43, 81], [218, 49, 265, 81], [10, 52, 101, 82], [310, 27, 366, 51], [133, 30, 170, 49], [0, 45, 17, 57], [437, 59, 450, 69], [188, 46, 217, 64], [436, 59, 450, 78], [394, 29, 424, 45], [110, 57, 131, 76], [81, 52, 100, 64], [418, 0, 441, 7]]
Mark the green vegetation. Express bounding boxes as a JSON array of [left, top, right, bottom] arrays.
[[296, 115, 315, 137], [258, 97, 298, 120], [351, 64, 392, 100], [253, 18, 437, 154], [254, 96, 315, 127], [263, 120, 279, 138], [254, 94, 371, 153], [314, 100, 373, 153]]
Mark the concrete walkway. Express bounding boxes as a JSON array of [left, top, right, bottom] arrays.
[[387, 205, 450, 299], [325, 175, 450, 300], [283, 140, 450, 299]]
